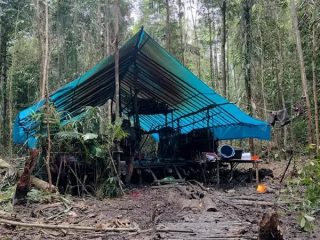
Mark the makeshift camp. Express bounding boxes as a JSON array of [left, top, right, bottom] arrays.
[[13, 28, 270, 191]]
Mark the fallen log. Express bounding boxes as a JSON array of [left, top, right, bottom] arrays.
[[30, 175, 57, 193], [0, 218, 138, 232], [202, 196, 217, 212], [0, 156, 56, 194], [178, 199, 202, 211]]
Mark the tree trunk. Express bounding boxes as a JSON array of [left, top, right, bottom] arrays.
[[7, 6, 21, 157], [290, 0, 313, 145], [207, 7, 215, 88], [258, 17, 267, 119], [213, 20, 219, 90], [220, 0, 227, 97], [34, 0, 44, 98], [102, 0, 112, 124], [243, 0, 254, 153], [312, 25, 319, 153], [243, 0, 253, 114], [178, 0, 185, 64], [104, 0, 111, 56], [207, 7, 214, 88], [114, 0, 120, 120], [43, 0, 52, 189], [275, 7, 288, 150], [189, 0, 201, 78], [1, 37, 8, 151], [165, 0, 171, 52], [226, 31, 230, 98], [0, 20, 2, 152]]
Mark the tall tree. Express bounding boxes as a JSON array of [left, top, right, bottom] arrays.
[[189, 0, 201, 78], [290, 0, 313, 145], [42, 0, 49, 99], [165, 0, 171, 52], [242, 0, 254, 153], [220, 0, 227, 96], [312, 3, 319, 152], [114, 0, 120, 119], [43, 0, 53, 188], [242, 0, 253, 115], [177, 0, 185, 64]]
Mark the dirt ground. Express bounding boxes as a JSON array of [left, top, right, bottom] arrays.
[[0, 160, 319, 240]]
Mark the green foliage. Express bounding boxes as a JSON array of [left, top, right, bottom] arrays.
[[31, 102, 62, 138], [298, 212, 315, 232], [299, 159, 320, 206], [32, 104, 127, 197], [0, 185, 15, 212], [96, 176, 122, 199], [11, 37, 40, 108], [97, 119, 127, 198], [26, 188, 71, 204], [286, 156, 320, 231]]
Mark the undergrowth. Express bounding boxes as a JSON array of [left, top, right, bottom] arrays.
[[285, 155, 320, 231]]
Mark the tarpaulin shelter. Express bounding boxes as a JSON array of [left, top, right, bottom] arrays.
[[13, 28, 271, 149]]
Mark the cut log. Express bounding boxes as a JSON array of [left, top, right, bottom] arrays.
[[30, 176, 57, 193], [0, 218, 138, 232], [178, 199, 202, 211], [258, 211, 284, 240], [14, 149, 39, 204], [202, 196, 217, 212], [0, 158, 48, 194], [16, 171, 58, 193]]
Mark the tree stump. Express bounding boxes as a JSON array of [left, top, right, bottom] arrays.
[[14, 149, 39, 204], [258, 211, 284, 240]]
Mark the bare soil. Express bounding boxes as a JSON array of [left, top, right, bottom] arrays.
[[0, 160, 319, 240]]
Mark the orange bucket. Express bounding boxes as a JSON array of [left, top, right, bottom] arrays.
[[256, 183, 267, 193], [251, 155, 259, 161]]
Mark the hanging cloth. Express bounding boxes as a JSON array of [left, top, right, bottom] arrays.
[[267, 108, 290, 127]]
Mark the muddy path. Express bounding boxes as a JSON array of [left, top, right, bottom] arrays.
[[0, 162, 318, 240]]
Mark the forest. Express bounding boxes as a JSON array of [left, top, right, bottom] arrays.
[[0, 0, 320, 239]]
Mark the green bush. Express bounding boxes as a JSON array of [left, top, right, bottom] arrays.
[[287, 156, 320, 231]]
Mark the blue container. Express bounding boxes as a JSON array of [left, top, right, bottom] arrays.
[[218, 145, 235, 160]]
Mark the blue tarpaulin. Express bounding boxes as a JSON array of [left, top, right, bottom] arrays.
[[13, 28, 271, 149]]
